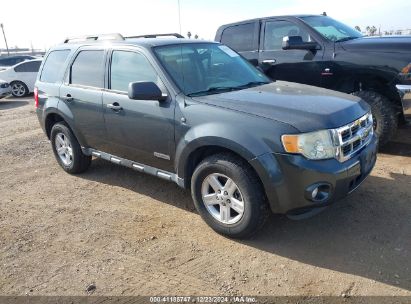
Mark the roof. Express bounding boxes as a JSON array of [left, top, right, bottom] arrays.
[[218, 14, 322, 27]]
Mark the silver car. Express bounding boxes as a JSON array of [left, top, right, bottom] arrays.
[[0, 80, 11, 99]]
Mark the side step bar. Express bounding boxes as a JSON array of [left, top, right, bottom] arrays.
[[85, 148, 185, 188]]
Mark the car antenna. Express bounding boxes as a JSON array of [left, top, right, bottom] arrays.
[[322, 12, 327, 16]]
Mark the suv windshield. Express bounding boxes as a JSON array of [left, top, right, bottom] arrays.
[[301, 16, 363, 42], [154, 43, 269, 96]]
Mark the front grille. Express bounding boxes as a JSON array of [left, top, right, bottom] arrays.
[[334, 112, 373, 162]]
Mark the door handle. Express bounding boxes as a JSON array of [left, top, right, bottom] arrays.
[[62, 94, 73, 102], [107, 103, 123, 111], [262, 59, 276, 65]]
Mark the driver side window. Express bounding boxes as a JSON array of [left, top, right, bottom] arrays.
[[263, 20, 311, 51], [110, 50, 164, 92]]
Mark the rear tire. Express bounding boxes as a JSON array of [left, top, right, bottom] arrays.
[[10, 81, 29, 97], [50, 122, 91, 174], [191, 153, 269, 238], [353, 90, 397, 147]]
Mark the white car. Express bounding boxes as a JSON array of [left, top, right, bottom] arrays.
[[0, 80, 11, 99], [0, 59, 42, 97]]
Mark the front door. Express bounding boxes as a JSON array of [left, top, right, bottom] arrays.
[[102, 49, 175, 172], [258, 19, 324, 86]]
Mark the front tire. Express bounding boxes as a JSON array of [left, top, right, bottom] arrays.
[[50, 122, 91, 174], [353, 90, 398, 147], [191, 153, 269, 238], [10, 81, 28, 97]]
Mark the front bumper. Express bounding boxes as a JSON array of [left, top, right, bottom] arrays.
[[250, 134, 378, 214], [396, 84, 411, 121]]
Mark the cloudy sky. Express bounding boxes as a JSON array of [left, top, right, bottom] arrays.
[[0, 0, 410, 50]]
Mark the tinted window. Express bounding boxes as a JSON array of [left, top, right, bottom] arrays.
[[221, 23, 255, 52], [14, 61, 42, 73], [40, 50, 70, 83], [110, 51, 159, 92], [70, 50, 105, 88], [264, 21, 311, 50]]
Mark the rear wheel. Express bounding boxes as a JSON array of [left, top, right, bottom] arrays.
[[191, 153, 269, 238], [10, 81, 28, 97], [50, 122, 91, 174], [353, 90, 398, 147]]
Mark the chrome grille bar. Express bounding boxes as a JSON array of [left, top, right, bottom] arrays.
[[333, 112, 374, 162]]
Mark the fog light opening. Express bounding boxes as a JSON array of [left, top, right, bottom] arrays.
[[306, 183, 332, 203]]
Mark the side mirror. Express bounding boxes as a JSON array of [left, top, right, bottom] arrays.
[[282, 36, 320, 51], [128, 81, 167, 101]]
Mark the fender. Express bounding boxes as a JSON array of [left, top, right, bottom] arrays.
[[175, 121, 278, 180], [40, 99, 88, 148]]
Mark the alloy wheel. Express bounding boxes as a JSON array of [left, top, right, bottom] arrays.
[[11, 83, 26, 97], [55, 132, 73, 166], [201, 173, 245, 225]]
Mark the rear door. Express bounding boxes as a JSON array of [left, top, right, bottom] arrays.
[[59, 47, 107, 150], [102, 48, 175, 172], [258, 18, 324, 86], [219, 21, 260, 65]]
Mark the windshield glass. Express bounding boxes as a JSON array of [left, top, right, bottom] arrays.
[[153, 43, 269, 96], [301, 16, 363, 42]]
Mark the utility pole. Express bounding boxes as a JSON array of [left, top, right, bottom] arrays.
[[0, 23, 10, 56], [177, 0, 182, 35]]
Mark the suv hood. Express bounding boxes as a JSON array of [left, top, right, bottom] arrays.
[[341, 36, 411, 53], [192, 81, 369, 132]]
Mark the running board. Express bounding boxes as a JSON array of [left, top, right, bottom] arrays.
[[83, 148, 185, 188]]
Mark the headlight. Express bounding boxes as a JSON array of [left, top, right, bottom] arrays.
[[281, 130, 336, 160]]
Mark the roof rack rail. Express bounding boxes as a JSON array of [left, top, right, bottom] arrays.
[[125, 33, 184, 39], [63, 33, 125, 44]]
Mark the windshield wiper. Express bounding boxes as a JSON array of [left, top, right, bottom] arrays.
[[234, 81, 270, 89], [187, 81, 270, 97], [335, 36, 360, 43], [187, 86, 240, 97]]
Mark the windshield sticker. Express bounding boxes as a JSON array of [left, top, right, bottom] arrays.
[[218, 45, 239, 57]]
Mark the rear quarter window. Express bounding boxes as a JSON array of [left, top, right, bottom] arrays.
[[40, 50, 70, 83], [221, 23, 255, 52]]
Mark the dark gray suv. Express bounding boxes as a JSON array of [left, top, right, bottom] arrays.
[[35, 33, 378, 238]]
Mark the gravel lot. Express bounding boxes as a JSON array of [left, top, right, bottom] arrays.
[[0, 96, 410, 296]]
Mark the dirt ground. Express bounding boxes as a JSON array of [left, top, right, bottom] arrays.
[[0, 96, 410, 297]]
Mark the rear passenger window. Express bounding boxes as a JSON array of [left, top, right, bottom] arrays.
[[14, 61, 41, 73], [70, 50, 105, 88], [40, 50, 70, 83], [110, 51, 158, 92], [221, 23, 255, 52]]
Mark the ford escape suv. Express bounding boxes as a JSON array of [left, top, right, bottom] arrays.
[[35, 33, 378, 238]]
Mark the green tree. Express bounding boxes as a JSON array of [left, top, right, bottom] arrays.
[[355, 26, 361, 32]]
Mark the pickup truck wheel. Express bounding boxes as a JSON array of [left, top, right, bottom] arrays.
[[353, 90, 398, 147], [50, 122, 91, 174], [191, 153, 269, 238]]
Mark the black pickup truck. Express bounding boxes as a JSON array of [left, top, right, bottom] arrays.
[[215, 15, 411, 146]]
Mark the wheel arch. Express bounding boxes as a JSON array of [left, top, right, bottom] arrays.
[[43, 109, 86, 147], [337, 75, 403, 115]]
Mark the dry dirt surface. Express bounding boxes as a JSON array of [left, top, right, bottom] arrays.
[[0, 96, 410, 297]]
